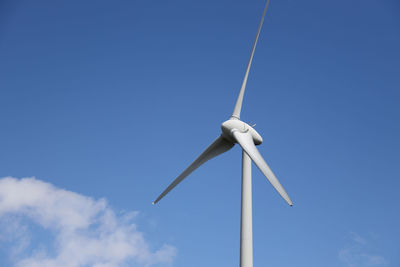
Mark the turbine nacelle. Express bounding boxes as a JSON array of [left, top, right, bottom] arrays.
[[221, 119, 263, 145]]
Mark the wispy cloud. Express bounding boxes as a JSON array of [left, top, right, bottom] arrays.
[[338, 232, 387, 267], [0, 177, 176, 267]]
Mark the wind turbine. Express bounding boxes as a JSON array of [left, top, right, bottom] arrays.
[[153, 0, 292, 266]]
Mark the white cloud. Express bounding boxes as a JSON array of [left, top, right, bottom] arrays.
[[0, 177, 176, 267], [338, 232, 387, 267]]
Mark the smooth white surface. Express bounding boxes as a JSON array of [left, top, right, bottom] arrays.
[[153, 135, 234, 204], [231, 130, 293, 206], [221, 119, 263, 145], [231, 0, 271, 120], [240, 150, 253, 267]]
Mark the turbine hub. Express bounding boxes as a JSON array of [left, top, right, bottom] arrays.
[[221, 119, 263, 145]]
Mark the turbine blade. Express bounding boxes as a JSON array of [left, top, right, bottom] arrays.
[[231, 130, 293, 206], [153, 135, 234, 204], [231, 0, 271, 120]]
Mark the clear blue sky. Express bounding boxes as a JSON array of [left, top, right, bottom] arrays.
[[0, 0, 399, 266]]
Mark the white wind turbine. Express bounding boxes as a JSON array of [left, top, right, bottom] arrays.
[[153, 1, 292, 266]]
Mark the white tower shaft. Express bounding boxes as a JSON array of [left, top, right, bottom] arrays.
[[240, 150, 253, 267]]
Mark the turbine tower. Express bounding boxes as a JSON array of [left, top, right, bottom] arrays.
[[153, 1, 292, 266]]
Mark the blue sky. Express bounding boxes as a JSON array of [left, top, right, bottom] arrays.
[[0, 0, 399, 266]]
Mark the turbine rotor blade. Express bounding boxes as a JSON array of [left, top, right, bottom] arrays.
[[231, 130, 293, 206], [231, 0, 271, 120], [153, 135, 234, 204]]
